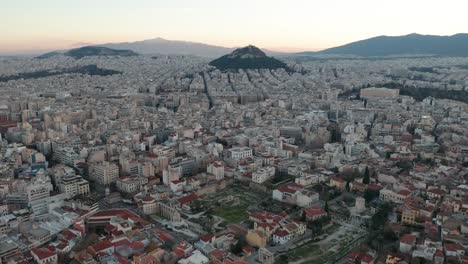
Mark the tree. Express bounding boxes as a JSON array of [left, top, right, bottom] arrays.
[[412, 257, 426, 264], [231, 237, 246, 254], [364, 189, 379, 203], [278, 255, 288, 263], [367, 203, 393, 250], [363, 167, 370, 184], [383, 227, 398, 241], [396, 160, 413, 171]]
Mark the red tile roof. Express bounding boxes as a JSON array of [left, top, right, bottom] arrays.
[[361, 254, 374, 264], [398, 190, 412, 196], [131, 241, 145, 250], [113, 239, 131, 248], [400, 234, 416, 245], [91, 240, 113, 253], [304, 206, 327, 218], [178, 193, 198, 205], [445, 243, 464, 252], [158, 231, 173, 241], [276, 182, 303, 194], [428, 188, 446, 196], [331, 176, 345, 183], [200, 234, 215, 243], [61, 229, 77, 240], [273, 230, 290, 237], [31, 248, 56, 260]]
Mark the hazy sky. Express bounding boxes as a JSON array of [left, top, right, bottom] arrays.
[[2, 0, 468, 53]]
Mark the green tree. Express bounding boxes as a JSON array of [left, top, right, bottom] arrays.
[[396, 160, 413, 171], [412, 257, 426, 264], [367, 203, 393, 250], [231, 236, 246, 254], [363, 167, 370, 184], [364, 189, 378, 203]]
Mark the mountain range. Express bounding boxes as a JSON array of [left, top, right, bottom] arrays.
[[301, 33, 468, 57], [100, 37, 231, 57], [34, 33, 468, 59], [100, 38, 285, 57]]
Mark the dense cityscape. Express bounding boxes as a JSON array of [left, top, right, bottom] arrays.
[[0, 42, 467, 264]]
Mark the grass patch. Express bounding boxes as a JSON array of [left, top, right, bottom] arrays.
[[212, 205, 249, 223], [286, 243, 322, 262]]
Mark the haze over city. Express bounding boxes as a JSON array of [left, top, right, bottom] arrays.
[[2, 0, 468, 54]]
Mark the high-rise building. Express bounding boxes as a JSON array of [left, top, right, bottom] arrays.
[[53, 147, 82, 167], [59, 175, 90, 198], [91, 161, 119, 185], [26, 175, 53, 218]]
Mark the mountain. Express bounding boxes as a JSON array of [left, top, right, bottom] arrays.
[[209, 45, 288, 71], [299, 33, 468, 57], [36, 51, 62, 59], [64, 46, 138, 59], [100, 38, 231, 57], [100, 37, 285, 57]]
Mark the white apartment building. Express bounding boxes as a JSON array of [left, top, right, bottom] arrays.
[[53, 147, 83, 168], [116, 176, 148, 193], [252, 166, 275, 184], [139, 162, 155, 177], [58, 175, 90, 198], [207, 161, 224, 180], [162, 165, 182, 185], [227, 147, 253, 161], [91, 161, 119, 185], [36, 140, 52, 156], [152, 146, 176, 160], [26, 175, 53, 218]]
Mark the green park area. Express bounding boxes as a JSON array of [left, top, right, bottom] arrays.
[[213, 204, 250, 223], [276, 242, 322, 264], [202, 185, 267, 224]]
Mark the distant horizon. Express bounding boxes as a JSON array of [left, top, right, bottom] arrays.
[[3, 0, 468, 55], [2, 32, 468, 56]]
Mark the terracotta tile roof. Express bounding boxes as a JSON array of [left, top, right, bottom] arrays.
[[304, 206, 327, 218], [200, 233, 215, 243], [178, 193, 198, 205], [445, 243, 464, 252], [273, 230, 289, 237], [31, 248, 56, 260], [400, 234, 416, 245], [91, 240, 113, 253]]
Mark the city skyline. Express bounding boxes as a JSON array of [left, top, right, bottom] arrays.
[[2, 0, 468, 54], [1, 0, 468, 262]]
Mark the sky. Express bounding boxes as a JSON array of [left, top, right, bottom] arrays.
[[2, 0, 468, 54]]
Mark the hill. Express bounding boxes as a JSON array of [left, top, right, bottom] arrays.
[[35, 51, 62, 59], [63, 46, 138, 59], [298, 33, 468, 57], [209, 45, 288, 71], [0, 65, 121, 82]]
